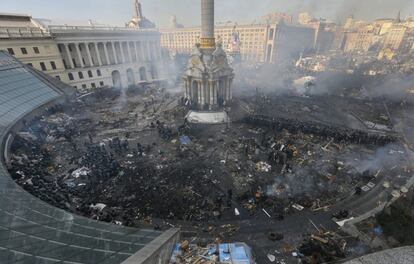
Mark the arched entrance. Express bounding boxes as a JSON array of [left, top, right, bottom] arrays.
[[139, 67, 147, 81], [126, 68, 135, 87], [111, 70, 122, 88]]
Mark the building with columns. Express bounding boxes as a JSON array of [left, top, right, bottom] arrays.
[[161, 21, 315, 64], [50, 25, 164, 91], [0, 1, 166, 92]]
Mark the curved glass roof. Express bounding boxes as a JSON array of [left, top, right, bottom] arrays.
[[0, 51, 164, 264]]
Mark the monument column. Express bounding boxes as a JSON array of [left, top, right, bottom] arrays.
[[188, 81, 192, 99], [200, 81, 205, 106], [198, 81, 202, 104], [209, 81, 214, 105], [85, 43, 93, 66], [94, 43, 103, 66], [184, 79, 188, 98], [200, 0, 215, 50], [64, 44, 75, 69], [75, 43, 84, 68], [119, 42, 126, 63], [133, 42, 139, 61], [103, 43, 110, 65], [126, 43, 133, 62], [112, 42, 119, 64], [229, 78, 233, 100]]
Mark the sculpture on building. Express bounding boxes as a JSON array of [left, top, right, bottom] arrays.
[[227, 24, 242, 64], [183, 0, 234, 111], [126, 0, 156, 29]]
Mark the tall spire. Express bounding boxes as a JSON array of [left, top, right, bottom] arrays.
[[127, 0, 155, 29], [200, 0, 215, 50], [396, 10, 401, 23], [134, 0, 143, 19]]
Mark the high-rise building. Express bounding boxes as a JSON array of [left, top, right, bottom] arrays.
[[161, 21, 315, 64], [343, 27, 375, 53], [382, 25, 413, 51], [344, 15, 355, 30]]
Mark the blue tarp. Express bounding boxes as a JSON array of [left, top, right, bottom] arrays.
[[179, 135, 191, 145], [170, 243, 254, 264], [219, 243, 253, 263]]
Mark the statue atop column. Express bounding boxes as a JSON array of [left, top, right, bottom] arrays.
[[183, 0, 234, 111], [134, 0, 143, 20]]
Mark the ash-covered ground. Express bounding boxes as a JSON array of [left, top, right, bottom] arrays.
[[8, 84, 413, 264]]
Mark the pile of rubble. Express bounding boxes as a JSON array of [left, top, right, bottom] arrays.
[[7, 85, 411, 264], [9, 87, 407, 227], [264, 230, 358, 264], [170, 240, 254, 264], [244, 115, 397, 146]]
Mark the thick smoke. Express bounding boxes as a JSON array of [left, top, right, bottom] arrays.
[[111, 77, 127, 112], [265, 142, 409, 199], [342, 143, 408, 174], [144, 0, 414, 27], [305, 72, 414, 103], [367, 73, 414, 102]]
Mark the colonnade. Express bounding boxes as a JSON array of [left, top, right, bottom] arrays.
[[59, 40, 162, 69]]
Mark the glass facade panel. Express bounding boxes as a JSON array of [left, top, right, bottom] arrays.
[[0, 52, 163, 263]]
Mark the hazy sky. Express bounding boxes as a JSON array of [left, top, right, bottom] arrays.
[[1, 0, 414, 27]]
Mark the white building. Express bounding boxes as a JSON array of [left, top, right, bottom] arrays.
[[0, 1, 166, 92], [50, 25, 164, 91]]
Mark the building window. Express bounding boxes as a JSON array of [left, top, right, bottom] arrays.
[[91, 83, 96, 88], [72, 59, 77, 68], [40, 62, 47, 71], [27, 63, 33, 67], [68, 73, 74, 80], [82, 84, 87, 89], [33, 47, 40, 54], [87, 70, 93, 78], [55, 75, 61, 80], [99, 81, 104, 86], [73, 86, 77, 89], [78, 72, 84, 79], [50, 61, 57, 70], [7, 48, 14, 55], [97, 69, 102, 76], [21, 48, 28, 55]]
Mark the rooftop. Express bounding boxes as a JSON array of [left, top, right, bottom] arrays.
[[0, 51, 168, 264]]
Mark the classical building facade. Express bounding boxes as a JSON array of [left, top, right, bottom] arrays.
[[50, 25, 164, 91], [161, 22, 315, 64], [0, 1, 165, 92], [161, 24, 269, 63]]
